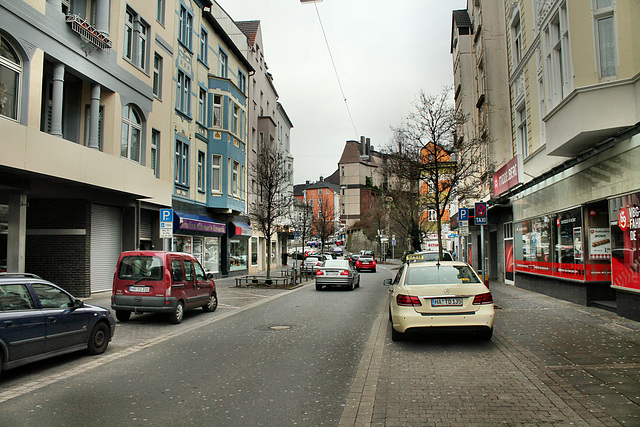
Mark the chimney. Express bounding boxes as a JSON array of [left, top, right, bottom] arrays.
[[366, 138, 371, 156], [360, 136, 365, 155]]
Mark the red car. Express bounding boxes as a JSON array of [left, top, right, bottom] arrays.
[[355, 256, 377, 273]]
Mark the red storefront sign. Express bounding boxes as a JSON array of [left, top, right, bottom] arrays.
[[493, 156, 520, 196]]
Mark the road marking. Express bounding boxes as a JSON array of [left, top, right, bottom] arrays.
[[0, 283, 313, 404]]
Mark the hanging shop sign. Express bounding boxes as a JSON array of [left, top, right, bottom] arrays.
[[610, 194, 640, 292]]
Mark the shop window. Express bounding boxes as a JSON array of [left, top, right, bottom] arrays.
[[229, 239, 247, 271], [204, 237, 219, 274], [251, 236, 258, 266], [173, 235, 192, 253]]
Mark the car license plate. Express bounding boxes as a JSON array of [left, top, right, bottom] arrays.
[[431, 298, 463, 307], [129, 286, 150, 293]]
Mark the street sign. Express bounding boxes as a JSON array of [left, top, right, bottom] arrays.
[[459, 208, 469, 221], [160, 209, 173, 239], [459, 220, 468, 227], [460, 225, 469, 236], [474, 202, 487, 225]]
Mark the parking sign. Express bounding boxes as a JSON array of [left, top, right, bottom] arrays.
[[459, 208, 469, 221], [474, 203, 487, 225], [160, 209, 173, 238]]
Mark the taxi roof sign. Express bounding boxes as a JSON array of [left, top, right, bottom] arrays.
[[406, 253, 425, 262]]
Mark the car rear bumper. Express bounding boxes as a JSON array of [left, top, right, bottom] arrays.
[[391, 304, 495, 333], [315, 276, 354, 287], [111, 295, 178, 313]]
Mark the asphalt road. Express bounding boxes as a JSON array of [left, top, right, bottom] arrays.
[[0, 266, 395, 426]]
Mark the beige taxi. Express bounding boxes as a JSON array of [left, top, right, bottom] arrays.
[[384, 254, 495, 341]]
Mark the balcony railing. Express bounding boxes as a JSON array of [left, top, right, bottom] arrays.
[[65, 14, 112, 50]]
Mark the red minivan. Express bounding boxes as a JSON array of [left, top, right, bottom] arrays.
[[111, 251, 217, 324]]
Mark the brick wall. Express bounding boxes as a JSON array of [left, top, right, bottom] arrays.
[[26, 200, 91, 297]]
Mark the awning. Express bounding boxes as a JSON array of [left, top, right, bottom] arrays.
[[174, 211, 226, 234], [229, 221, 252, 237]]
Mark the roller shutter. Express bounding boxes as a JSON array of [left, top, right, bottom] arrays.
[[91, 204, 122, 293]]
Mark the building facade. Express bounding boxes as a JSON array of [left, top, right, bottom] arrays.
[[0, 0, 175, 296], [450, 0, 512, 279], [493, 0, 640, 321], [338, 137, 385, 229], [169, 1, 253, 278]]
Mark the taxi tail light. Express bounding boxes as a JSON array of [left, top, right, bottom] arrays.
[[316, 270, 324, 276], [396, 294, 422, 307], [340, 270, 350, 275], [473, 292, 493, 305]]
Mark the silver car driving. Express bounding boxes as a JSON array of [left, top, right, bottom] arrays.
[[315, 259, 360, 291]]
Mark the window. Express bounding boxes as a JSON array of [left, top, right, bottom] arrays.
[[156, 0, 165, 25], [516, 103, 528, 158], [238, 71, 246, 94], [0, 284, 35, 310], [175, 140, 189, 186], [151, 129, 160, 178], [218, 50, 228, 78], [211, 154, 222, 193], [544, 3, 572, 108], [61, 0, 70, 14], [232, 160, 240, 197], [232, 104, 239, 135], [593, 0, 616, 78], [319, 189, 323, 195], [32, 283, 73, 309], [428, 210, 437, 222], [121, 105, 141, 162], [213, 94, 222, 127], [179, 6, 193, 49], [153, 53, 162, 98], [177, 70, 191, 115], [198, 88, 207, 125], [512, 14, 523, 64], [199, 29, 208, 64], [477, 59, 485, 97], [124, 9, 149, 70], [197, 150, 205, 192]]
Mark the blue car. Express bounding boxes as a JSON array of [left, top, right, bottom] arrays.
[[0, 273, 115, 374]]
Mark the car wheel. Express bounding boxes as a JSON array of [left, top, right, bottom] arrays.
[[355, 277, 360, 288], [170, 301, 185, 324], [348, 281, 354, 291], [203, 292, 218, 312], [391, 326, 405, 342], [315, 282, 322, 291], [477, 327, 493, 341], [388, 307, 392, 322], [115, 310, 131, 322], [87, 322, 110, 355], [373, 268, 377, 273]]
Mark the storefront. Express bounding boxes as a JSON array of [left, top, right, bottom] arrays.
[[609, 192, 640, 321], [172, 211, 226, 277], [227, 221, 252, 275]]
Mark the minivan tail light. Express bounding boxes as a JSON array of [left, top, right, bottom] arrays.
[[473, 292, 493, 305], [396, 294, 422, 307]]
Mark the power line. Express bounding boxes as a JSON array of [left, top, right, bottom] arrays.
[[313, 3, 359, 138]]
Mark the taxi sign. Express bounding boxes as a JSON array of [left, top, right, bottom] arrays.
[[405, 253, 425, 262]]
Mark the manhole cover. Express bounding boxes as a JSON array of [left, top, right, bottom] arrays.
[[270, 325, 291, 330], [256, 324, 301, 331]]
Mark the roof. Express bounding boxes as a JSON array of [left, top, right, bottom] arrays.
[[451, 9, 472, 53], [235, 20, 260, 46], [325, 169, 340, 185], [338, 140, 362, 164], [306, 180, 340, 193]]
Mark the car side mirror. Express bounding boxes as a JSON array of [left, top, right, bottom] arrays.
[[206, 273, 213, 280], [73, 299, 84, 308], [383, 278, 392, 286]]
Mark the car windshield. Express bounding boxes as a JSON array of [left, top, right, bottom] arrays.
[[323, 260, 349, 268], [405, 265, 480, 285], [118, 256, 164, 280]]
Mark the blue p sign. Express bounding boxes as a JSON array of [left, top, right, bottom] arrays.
[[459, 208, 469, 221], [160, 209, 173, 222]]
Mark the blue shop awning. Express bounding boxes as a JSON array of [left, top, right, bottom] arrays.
[[174, 211, 226, 234], [229, 221, 252, 237]]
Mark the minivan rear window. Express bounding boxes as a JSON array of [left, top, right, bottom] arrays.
[[118, 256, 164, 281]]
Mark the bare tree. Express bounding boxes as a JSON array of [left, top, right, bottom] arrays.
[[312, 193, 335, 253], [384, 87, 488, 259], [249, 139, 292, 279], [292, 198, 313, 252]]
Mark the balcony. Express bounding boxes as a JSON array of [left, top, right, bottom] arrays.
[[545, 78, 640, 157]]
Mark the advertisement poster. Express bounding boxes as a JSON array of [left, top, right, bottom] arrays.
[[504, 239, 514, 283], [589, 228, 611, 260], [611, 194, 640, 291], [573, 227, 583, 260]]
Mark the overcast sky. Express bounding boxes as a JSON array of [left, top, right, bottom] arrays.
[[217, 0, 467, 184]]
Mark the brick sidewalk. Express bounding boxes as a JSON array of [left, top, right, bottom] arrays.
[[342, 281, 640, 426]]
